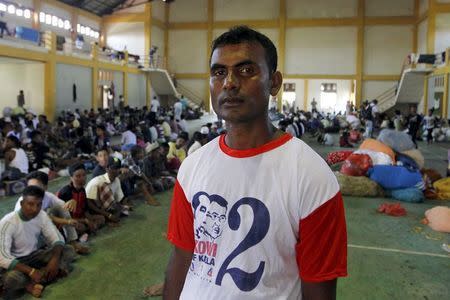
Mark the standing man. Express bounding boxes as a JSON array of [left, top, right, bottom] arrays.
[[17, 90, 25, 108], [406, 105, 422, 147], [164, 26, 347, 300], [174, 98, 183, 122]]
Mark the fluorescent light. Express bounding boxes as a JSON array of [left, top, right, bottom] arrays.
[[16, 8, 23, 17], [85, 27, 91, 36], [39, 12, 45, 23], [52, 15, 58, 27], [7, 4, 15, 14], [58, 19, 63, 28], [80, 26, 85, 34], [64, 20, 71, 30], [94, 32, 99, 39], [77, 23, 81, 32], [45, 14, 52, 25], [24, 9, 31, 19], [0, 4, 6, 12]]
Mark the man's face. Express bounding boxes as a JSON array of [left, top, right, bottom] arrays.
[[209, 42, 280, 123], [175, 138, 186, 149], [33, 134, 43, 143], [107, 167, 120, 181], [196, 197, 227, 240], [96, 150, 109, 167], [20, 196, 43, 219], [27, 178, 46, 191], [72, 169, 86, 188]]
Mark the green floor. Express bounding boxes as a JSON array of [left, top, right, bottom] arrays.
[[1, 137, 449, 299]]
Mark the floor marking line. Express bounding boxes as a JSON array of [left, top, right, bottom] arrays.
[[348, 244, 450, 258]]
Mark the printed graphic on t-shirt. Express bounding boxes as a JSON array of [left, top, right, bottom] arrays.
[[190, 191, 270, 292]]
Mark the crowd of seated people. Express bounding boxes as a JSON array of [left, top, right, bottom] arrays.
[[0, 97, 226, 298], [276, 99, 450, 148]]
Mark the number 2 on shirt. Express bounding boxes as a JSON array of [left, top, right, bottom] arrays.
[[215, 197, 270, 292]]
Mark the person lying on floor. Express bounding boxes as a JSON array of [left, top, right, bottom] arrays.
[[85, 157, 129, 225], [57, 163, 106, 237], [14, 171, 90, 255], [0, 185, 76, 299]]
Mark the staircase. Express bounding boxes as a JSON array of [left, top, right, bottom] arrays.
[[377, 67, 434, 113], [143, 68, 204, 110]]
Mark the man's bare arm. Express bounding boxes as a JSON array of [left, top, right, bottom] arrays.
[[163, 246, 192, 300], [302, 279, 337, 300]]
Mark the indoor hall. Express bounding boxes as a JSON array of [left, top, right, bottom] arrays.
[[0, 0, 449, 299]]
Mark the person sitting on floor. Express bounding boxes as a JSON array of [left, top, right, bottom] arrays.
[[92, 148, 109, 177], [58, 163, 106, 236], [0, 186, 76, 299], [166, 136, 187, 171], [85, 157, 128, 225], [339, 130, 353, 148], [143, 142, 176, 193], [122, 146, 160, 206], [14, 171, 90, 255], [2, 135, 29, 179]]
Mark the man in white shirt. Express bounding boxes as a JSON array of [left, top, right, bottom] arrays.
[[174, 98, 183, 121], [0, 186, 75, 299], [14, 171, 90, 255], [85, 157, 128, 222], [151, 96, 160, 115], [121, 124, 137, 149], [164, 26, 346, 300]]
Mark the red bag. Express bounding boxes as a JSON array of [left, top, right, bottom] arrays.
[[340, 153, 373, 176], [326, 150, 354, 165]]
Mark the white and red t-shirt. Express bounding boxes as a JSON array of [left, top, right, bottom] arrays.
[[167, 133, 347, 299]]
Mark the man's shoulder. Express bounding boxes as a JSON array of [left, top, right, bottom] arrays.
[[0, 211, 18, 225]]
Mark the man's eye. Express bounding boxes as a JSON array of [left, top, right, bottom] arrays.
[[200, 206, 206, 212], [212, 69, 226, 76], [239, 66, 254, 74]]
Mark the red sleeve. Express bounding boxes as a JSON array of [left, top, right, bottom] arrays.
[[166, 180, 195, 252], [296, 192, 348, 282]]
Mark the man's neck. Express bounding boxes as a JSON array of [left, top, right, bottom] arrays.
[[224, 118, 282, 150]]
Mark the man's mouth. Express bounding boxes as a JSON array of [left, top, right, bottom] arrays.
[[221, 97, 244, 107]]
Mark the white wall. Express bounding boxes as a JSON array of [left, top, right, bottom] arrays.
[[362, 81, 396, 101], [364, 25, 413, 75], [106, 22, 145, 55], [285, 27, 357, 75], [418, 19, 428, 54], [55, 64, 92, 113], [168, 30, 207, 73], [128, 73, 146, 108], [286, 0, 357, 19], [169, 0, 207, 22], [365, 0, 414, 17], [307, 79, 352, 113], [214, 0, 279, 21], [178, 79, 207, 103], [282, 79, 306, 110], [0, 63, 45, 115], [435, 13, 450, 54]]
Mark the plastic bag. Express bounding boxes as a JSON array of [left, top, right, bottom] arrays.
[[340, 153, 373, 176]]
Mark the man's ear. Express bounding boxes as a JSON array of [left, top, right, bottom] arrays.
[[270, 71, 283, 96]]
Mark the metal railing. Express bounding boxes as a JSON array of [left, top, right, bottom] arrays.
[[177, 81, 204, 108]]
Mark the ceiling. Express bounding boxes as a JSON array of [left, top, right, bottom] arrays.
[[57, 0, 131, 17]]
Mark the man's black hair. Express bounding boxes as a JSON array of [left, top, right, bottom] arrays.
[[130, 145, 143, 158], [6, 135, 21, 148], [26, 171, 49, 186], [69, 162, 86, 177], [210, 26, 278, 75], [22, 185, 45, 200], [29, 130, 42, 140]]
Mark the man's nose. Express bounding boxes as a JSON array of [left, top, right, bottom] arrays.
[[223, 71, 239, 90]]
